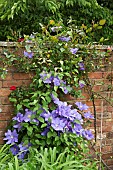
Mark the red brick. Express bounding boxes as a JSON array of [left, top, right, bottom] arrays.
[[0, 89, 11, 96], [92, 85, 101, 92], [3, 80, 32, 88], [1, 97, 11, 105], [106, 132, 113, 139], [85, 99, 102, 106], [102, 153, 113, 160], [0, 121, 8, 129], [107, 159, 113, 166], [13, 73, 34, 80], [0, 131, 5, 137], [97, 112, 111, 119], [0, 105, 14, 113], [2, 80, 23, 87], [0, 73, 12, 81], [0, 81, 2, 88], [98, 126, 113, 132], [0, 113, 12, 121], [0, 138, 5, 144], [99, 146, 112, 153], [88, 72, 103, 79], [106, 140, 113, 145]]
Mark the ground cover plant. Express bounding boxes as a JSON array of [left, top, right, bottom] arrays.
[[0, 145, 98, 170]]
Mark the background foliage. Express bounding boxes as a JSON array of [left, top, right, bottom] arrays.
[[0, 0, 113, 44]]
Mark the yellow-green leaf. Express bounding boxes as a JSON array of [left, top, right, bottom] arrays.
[[99, 19, 106, 25], [100, 37, 104, 42]]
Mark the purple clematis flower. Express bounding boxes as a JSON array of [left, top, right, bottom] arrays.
[[51, 117, 66, 131], [82, 130, 94, 140], [78, 62, 85, 71], [4, 129, 18, 144], [70, 48, 78, 54], [24, 51, 33, 59], [10, 144, 19, 155], [32, 118, 39, 125], [41, 126, 50, 136], [72, 123, 84, 136], [18, 142, 31, 159], [23, 109, 34, 122], [40, 72, 53, 84], [51, 94, 62, 106], [71, 110, 83, 123], [13, 112, 24, 123], [40, 71, 47, 79], [13, 123, 22, 132], [79, 80, 85, 88], [53, 77, 61, 86], [60, 86, 68, 94], [58, 36, 71, 42], [75, 102, 89, 111], [84, 111, 94, 119]]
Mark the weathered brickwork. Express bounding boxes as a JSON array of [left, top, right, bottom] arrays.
[[0, 43, 113, 168]]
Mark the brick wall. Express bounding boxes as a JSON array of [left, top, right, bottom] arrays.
[[0, 42, 113, 168]]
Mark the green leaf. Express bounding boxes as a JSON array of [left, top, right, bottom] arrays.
[[74, 119, 81, 124], [47, 131, 53, 138], [45, 96, 51, 103], [97, 26, 102, 29], [99, 37, 104, 42], [23, 99, 30, 102], [99, 19, 106, 25], [17, 104, 22, 111], [41, 123, 47, 128], [38, 117, 44, 123], [9, 98, 17, 103], [54, 86, 58, 91]]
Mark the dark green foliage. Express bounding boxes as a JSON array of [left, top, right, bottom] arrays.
[[0, 0, 113, 44]]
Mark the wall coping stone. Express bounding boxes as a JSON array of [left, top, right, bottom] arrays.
[[0, 41, 113, 50]]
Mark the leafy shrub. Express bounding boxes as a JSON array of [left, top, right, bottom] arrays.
[[0, 0, 113, 43]]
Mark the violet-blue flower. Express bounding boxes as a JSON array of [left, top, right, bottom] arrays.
[[70, 48, 78, 54], [13, 112, 24, 123], [51, 117, 66, 131], [24, 51, 33, 59], [4, 129, 18, 144], [10, 144, 19, 156], [51, 94, 62, 106], [53, 77, 61, 86], [23, 109, 34, 122], [58, 36, 71, 42], [13, 123, 22, 132], [82, 130, 94, 140], [84, 111, 94, 119], [79, 80, 85, 88], [75, 102, 89, 111], [60, 86, 68, 94], [32, 118, 39, 125], [40, 71, 47, 79], [40, 72, 53, 84], [72, 123, 84, 136], [18, 142, 31, 159], [70, 109, 83, 123], [78, 62, 85, 71], [41, 126, 50, 136]]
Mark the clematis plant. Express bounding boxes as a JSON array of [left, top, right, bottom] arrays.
[[4, 71, 94, 159], [3, 21, 102, 159]]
